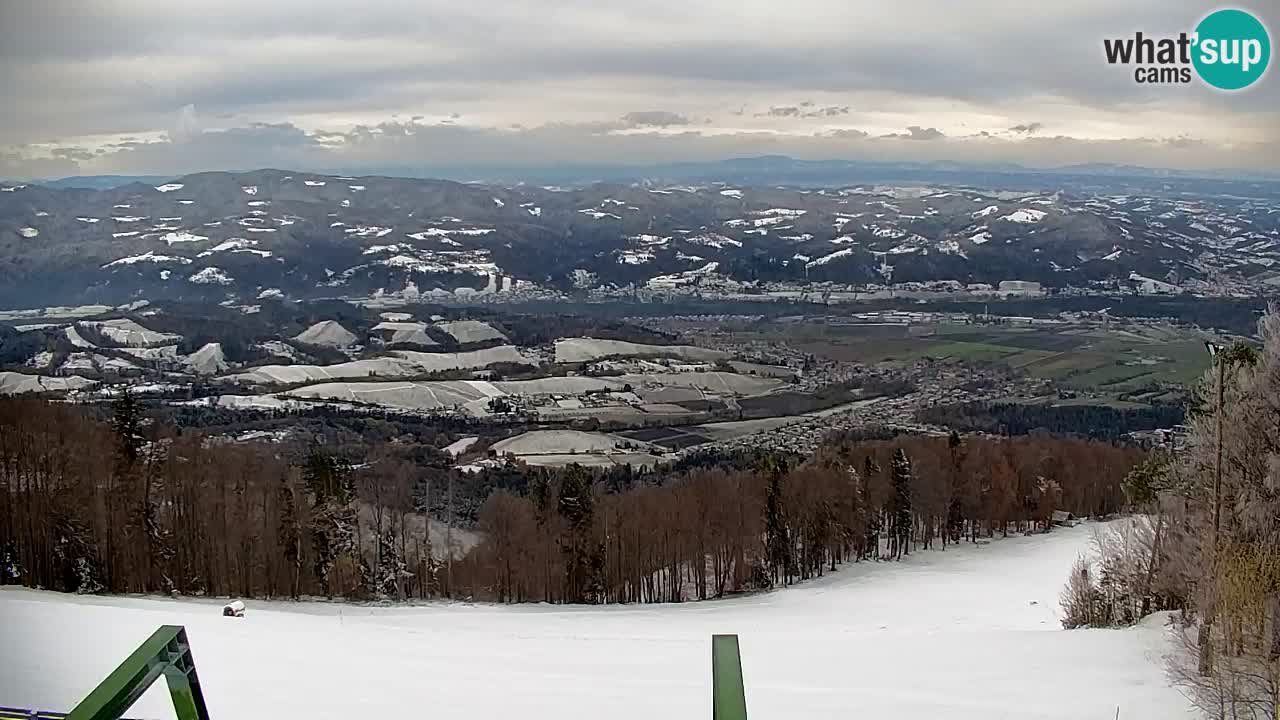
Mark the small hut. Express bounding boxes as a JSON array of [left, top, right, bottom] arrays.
[[1051, 510, 1077, 527]]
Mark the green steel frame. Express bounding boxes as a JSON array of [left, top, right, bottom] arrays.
[[62, 625, 741, 720], [66, 625, 209, 720], [712, 634, 747, 720]]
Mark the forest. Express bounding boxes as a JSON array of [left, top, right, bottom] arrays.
[[0, 392, 1141, 605], [917, 400, 1185, 440], [1054, 327, 1280, 719]]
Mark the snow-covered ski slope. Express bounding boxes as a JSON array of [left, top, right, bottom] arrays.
[[0, 522, 1188, 719]]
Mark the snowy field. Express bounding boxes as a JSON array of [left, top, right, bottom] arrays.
[[0, 523, 1191, 719]]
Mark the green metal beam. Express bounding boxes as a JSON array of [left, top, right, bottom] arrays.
[[66, 625, 210, 720], [712, 634, 747, 720]]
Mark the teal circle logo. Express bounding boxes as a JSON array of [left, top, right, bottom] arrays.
[[1192, 9, 1271, 90]]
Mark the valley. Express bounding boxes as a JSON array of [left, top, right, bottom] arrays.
[[3, 169, 1279, 311], [0, 292, 1216, 469]]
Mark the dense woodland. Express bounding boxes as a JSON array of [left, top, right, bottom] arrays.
[[1055, 323, 1280, 719], [918, 400, 1186, 440], [0, 393, 1140, 605]]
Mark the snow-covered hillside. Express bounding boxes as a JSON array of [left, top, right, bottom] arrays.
[[0, 523, 1186, 719]]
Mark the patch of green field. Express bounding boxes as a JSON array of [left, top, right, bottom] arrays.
[[921, 341, 1022, 362], [1063, 362, 1157, 388], [763, 320, 1217, 392], [793, 338, 940, 364], [1019, 352, 1112, 378]]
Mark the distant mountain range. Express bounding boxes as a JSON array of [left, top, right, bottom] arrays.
[[1, 168, 1278, 309], [28, 156, 1280, 192]]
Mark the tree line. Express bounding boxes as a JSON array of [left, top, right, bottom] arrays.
[[918, 400, 1185, 440], [0, 393, 1141, 606], [1057, 318, 1280, 720], [460, 432, 1139, 603]]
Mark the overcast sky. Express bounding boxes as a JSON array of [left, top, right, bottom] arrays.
[[1, 0, 1277, 179]]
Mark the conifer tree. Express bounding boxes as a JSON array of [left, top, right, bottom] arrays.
[[375, 526, 409, 600], [277, 478, 301, 598], [558, 464, 594, 602], [764, 456, 791, 585], [111, 390, 143, 466], [863, 456, 882, 560], [890, 448, 913, 561], [302, 449, 356, 595]]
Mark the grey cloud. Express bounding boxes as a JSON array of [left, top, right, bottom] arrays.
[[0, 151, 80, 180], [1, 0, 1276, 173], [881, 126, 946, 141], [756, 106, 802, 118], [803, 106, 850, 118], [826, 128, 870, 139], [1009, 122, 1044, 135], [619, 111, 693, 128], [52, 147, 95, 162], [4, 2, 1276, 122], [3, 117, 1271, 182], [752, 104, 850, 119]]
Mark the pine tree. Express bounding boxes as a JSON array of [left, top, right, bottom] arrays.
[[764, 457, 791, 585], [302, 449, 356, 595], [109, 389, 145, 591], [946, 431, 964, 545], [111, 390, 144, 466], [863, 456, 881, 560], [375, 526, 409, 600], [53, 513, 101, 594], [890, 448, 913, 561], [277, 479, 301, 598], [558, 465, 594, 602]]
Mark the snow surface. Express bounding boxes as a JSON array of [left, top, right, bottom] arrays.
[[189, 267, 234, 285], [554, 338, 727, 364], [1000, 209, 1048, 223], [184, 342, 229, 375], [492, 429, 655, 456], [434, 320, 506, 344], [161, 231, 209, 246], [18, 227, 38, 238], [198, 238, 258, 257], [294, 320, 357, 348], [79, 319, 182, 348], [154, 183, 184, 193], [369, 321, 438, 347], [685, 233, 741, 249], [442, 436, 479, 456], [0, 371, 96, 395], [102, 252, 192, 268], [806, 247, 855, 268], [0, 523, 1187, 720]]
